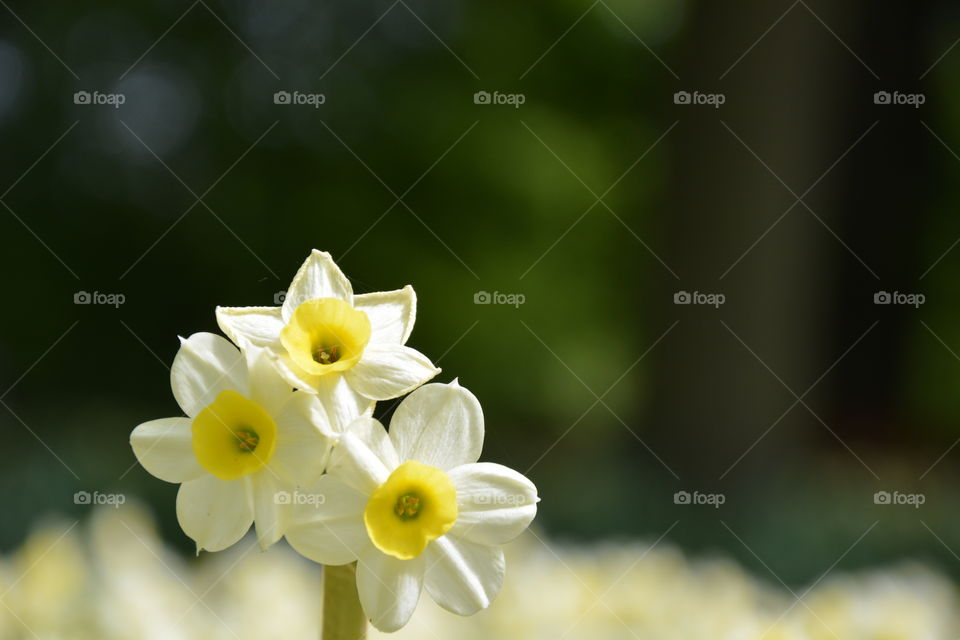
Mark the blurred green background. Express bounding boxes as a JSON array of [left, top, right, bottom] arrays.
[[2, 0, 960, 587]]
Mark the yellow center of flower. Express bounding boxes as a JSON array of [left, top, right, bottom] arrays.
[[363, 461, 458, 560], [280, 298, 372, 376], [191, 390, 277, 481]]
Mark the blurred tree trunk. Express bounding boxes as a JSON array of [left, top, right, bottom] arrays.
[[649, 0, 860, 486]]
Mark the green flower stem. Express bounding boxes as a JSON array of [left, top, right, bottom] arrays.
[[322, 563, 367, 640]]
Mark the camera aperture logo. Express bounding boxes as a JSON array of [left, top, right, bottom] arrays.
[[874, 290, 924, 308], [74, 490, 126, 508], [674, 490, 725, 509], [674, 90, 725, 108], [274, 289, 317, 307], [873, 490, 924, 509], [674, 290, 725, 308], [74, 90, 126, 109], [74, 291, 126, 308], [274, 90, 326, 108], [274, 490, 326, 508], [873, 90, 924, 108], [474, 290, 525, 308], [473, 90, 525, 108]]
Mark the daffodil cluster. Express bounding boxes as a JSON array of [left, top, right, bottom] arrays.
[[130, 250, 539, 631]]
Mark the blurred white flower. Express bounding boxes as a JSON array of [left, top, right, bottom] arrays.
[[284, 380, 539, 632], [5, 520, 89, 638], [799, 565, 958, 640], [130, 333, 332, 552], [216, 249, 440, 424], [89, 502, 203, 640], [3, 502, 960, 639]]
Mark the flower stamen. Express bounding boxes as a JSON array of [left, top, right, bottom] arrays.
[[314, 344, 341, 365], [394, 494, 421, 520], [235, 428, 260, 452]]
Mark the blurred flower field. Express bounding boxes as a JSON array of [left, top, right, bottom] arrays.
[[1, 501, 956, 640]]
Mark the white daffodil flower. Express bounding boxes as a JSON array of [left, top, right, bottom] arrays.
[[284, 381, 539, 632], [130, 333, 334, 553], [215, 250, 440, 422]]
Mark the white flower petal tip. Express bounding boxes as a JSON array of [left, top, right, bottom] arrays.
[[449, 463, 539, 546], [346, 344, 441, 401], [282, 250, 353, 320], [215, 305, 285, 350], [388, 380, 484, 470], [130, 417, 203, 484], [425, 537, 505, 616], [357, 548, 425, 632], [176, 476, 254, 553], [353, 285, 417, 345], [170, 332, 248, 418]]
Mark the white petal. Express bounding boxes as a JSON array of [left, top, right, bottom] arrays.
[[245, 348, 294, 415], [347, 414, 401, 471], [176, 475, 253, 552], [272, 352, 321, 390], [282, 250, 353, 321], [327, 418, 393, 494], [171, 333, 247, 417], [354, 286, 416, 345], [388, 380, 483, 470], [357, 546, 424, 632], [296, 390, 337, 439], [215, 306, 284, 349], [315, 373, 375, 430], [424, 536, 504, 616], [130, 417, 204, 483], [284, 475, 369, 565], [346, 344, 440, 401], [272, 356, 378, 426], [269, 392, 333, 486], [448, 463, 538, 545], [252, 472, 291, 550]]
